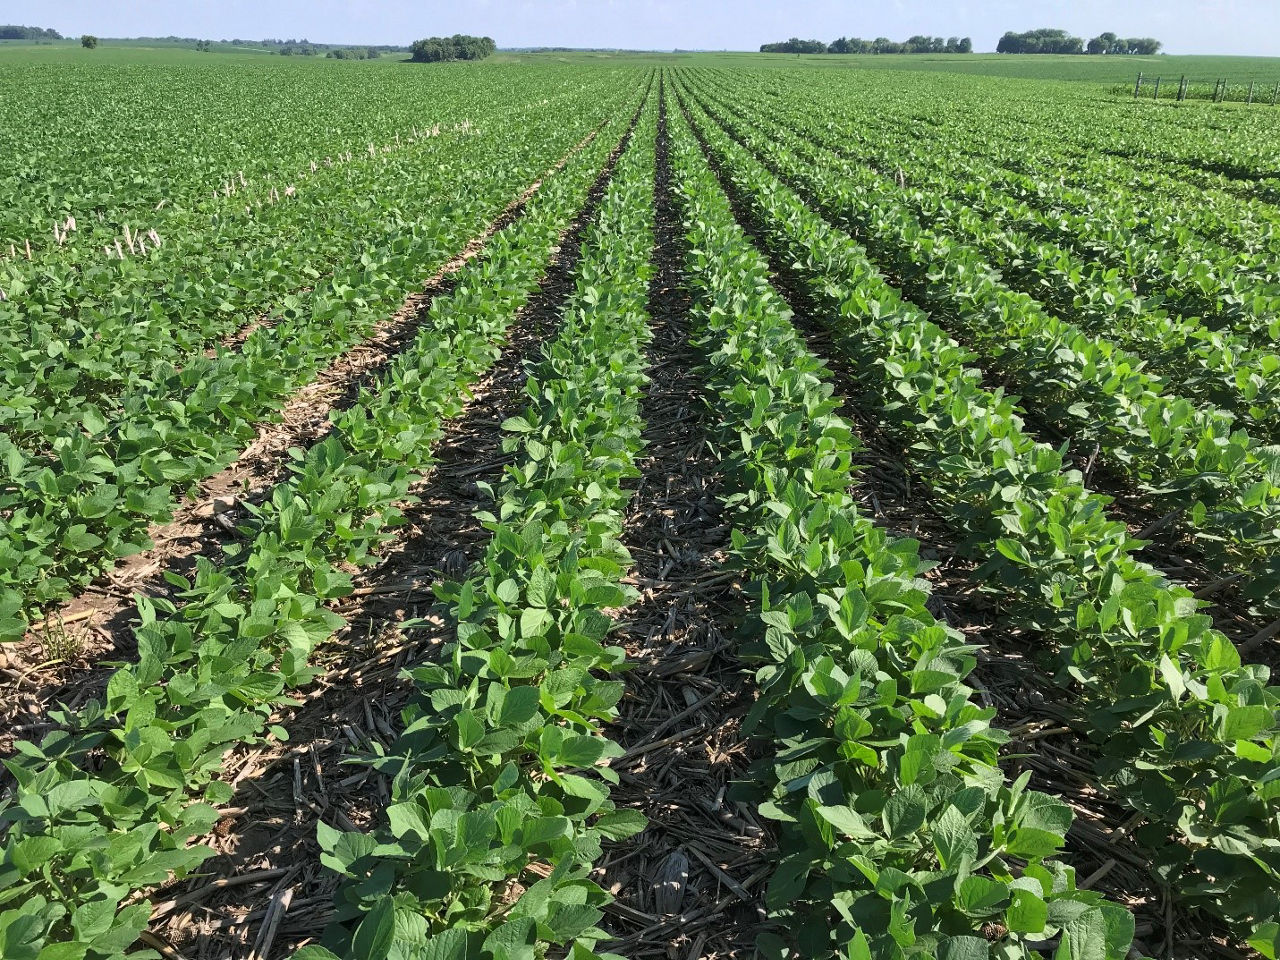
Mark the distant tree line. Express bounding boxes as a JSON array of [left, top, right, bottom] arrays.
[[760, 35, 972, 55], [1086, 31, 1162, 55], [996, 28, 1161, 55], [410, 35, 496, 62], [760, 38, 827, 54], [0, 24, 61, 40], [327, 46, 381, 59], [243, 37, 403, 54], [833, 35, 972, 54], [61, 36, 406, 55]]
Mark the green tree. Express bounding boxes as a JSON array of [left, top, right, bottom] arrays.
[[997, 28, 1084, 54], [80, 34, 97, 49], [0, 25, 63, 40], [760, 37, 828, 54], [410, 34, 496, 62], [1126, 37, 1162, 54]]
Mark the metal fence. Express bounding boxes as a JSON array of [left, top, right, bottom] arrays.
[[1133, 73, 1280, 104]]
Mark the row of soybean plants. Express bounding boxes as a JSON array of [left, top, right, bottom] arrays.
[[293, 93, 660, 960], [1011, 94, 1280, 238], [970, 133, 1280, 268], [0, 70, 567, 343], [672, 76, 1280, 954], [681, 73, 1280, 626], [768, 73, 1280, 355], [694, 67, 1280, 338], [0, 56, 403, 246], [0, 89, 642, 960], [944, 145, 1280, 319], [689, 70, 1280, 443], [0, 75, 638, 642], [660, 92, 1136, 959], [760, 66, 1280, 255], [0, 60, 601, 259], [813, 67, 1280, 269]]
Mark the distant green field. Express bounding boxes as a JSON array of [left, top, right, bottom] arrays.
[[499, 49, 1280, 84], [5, 42, 1280, 87], [0, 41, 278, 63], [0, 40, 405, 64], [685, 51, 1280, 83], [3, 42, 1279, 107]]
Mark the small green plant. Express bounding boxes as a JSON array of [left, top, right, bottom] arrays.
[[36, 613, 84, 664]]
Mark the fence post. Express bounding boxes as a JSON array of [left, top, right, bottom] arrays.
[[1248, 81, 1256, 104], [1153, 76, 1161, 100], [1134, 72, 1143, 98], [1272, 81, 1279, 106], [1178, 75, 1187, 100]]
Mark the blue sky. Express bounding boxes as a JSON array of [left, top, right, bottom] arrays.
[[20, 0, 1280, 55]]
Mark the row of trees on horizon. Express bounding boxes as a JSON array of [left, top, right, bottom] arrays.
[[0, 24, 60, 40], [761, 28, 1163, 56], [409, 34, 496, 62], [0, 22, 1170, 59], [2, 26, 489, 62], [997, 28, 1162, 55], [0, 25, 407, 56], [761, 35, 972, 55]]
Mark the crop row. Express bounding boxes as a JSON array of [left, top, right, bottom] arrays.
[[0, 81, 636, 640], [692, 76, 1280, 443], [1, 75, 625, 444], [973, 141, 1280, 269], [0, 76, 606, 332], [294, 91, 660, 960], [0, 60, 606, 260], [679, 75, 1280, 625], [702, 66, 1280, 268], [691, 74, 1280, 432], [2, 119, 482, 394], [691, 68, 1280, 339], [664, 87, 1137, 960], [671, 74, 1280, 951], [977, 105, 1280, 250], [0, 87, 642, 960]]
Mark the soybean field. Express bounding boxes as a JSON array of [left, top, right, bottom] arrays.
[[1, 51, 1279, 960]]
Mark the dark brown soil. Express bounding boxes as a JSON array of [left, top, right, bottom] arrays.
[[597, 85, 769, 960]]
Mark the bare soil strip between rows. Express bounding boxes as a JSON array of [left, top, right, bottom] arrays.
[[144, 102, 646, 960], [597, 86, 769, 960], [683, 82, 1266, 653], [675, 88, 1242, 960], [0, 122, 607, 748]]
